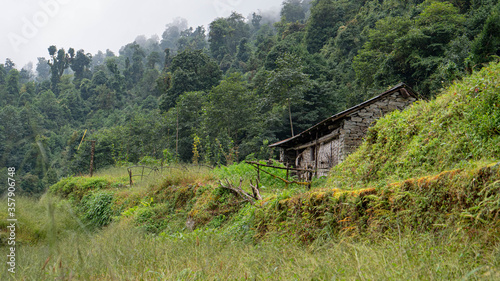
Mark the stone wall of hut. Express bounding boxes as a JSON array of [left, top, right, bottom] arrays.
[[341, 90, 416, 159]]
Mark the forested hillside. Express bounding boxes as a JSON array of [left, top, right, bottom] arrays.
[[1, 0, 499, 195]]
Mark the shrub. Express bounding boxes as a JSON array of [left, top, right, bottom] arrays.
[[79, 191, 115, 228], [50, 176, 114, 201]]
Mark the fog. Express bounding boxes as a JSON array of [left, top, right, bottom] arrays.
[[1, 0, 282, 69]]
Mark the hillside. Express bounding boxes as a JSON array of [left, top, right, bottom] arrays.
[[3, 62, 500, 279]]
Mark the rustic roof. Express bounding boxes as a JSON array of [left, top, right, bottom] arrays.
[[269, 82, 418, 148]]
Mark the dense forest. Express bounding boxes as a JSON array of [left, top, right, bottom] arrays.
[[1, 0, 499, 195]]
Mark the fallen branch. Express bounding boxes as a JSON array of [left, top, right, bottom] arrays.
[[218, 178, 261, 204], [250, 180, 262, 201]]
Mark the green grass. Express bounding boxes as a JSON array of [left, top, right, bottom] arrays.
[[0, 195, 82, 246], [2, 163, 500, 279], [3, 161, 500, 279], [2, 218, 500, 280]]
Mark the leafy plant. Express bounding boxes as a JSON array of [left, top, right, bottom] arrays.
[[79, 191, 114, 228]]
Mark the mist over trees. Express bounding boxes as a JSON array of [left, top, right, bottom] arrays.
[[1, 0, 500, 195]]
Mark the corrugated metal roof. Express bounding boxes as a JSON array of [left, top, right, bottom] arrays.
[[269, 82, 418, 148]]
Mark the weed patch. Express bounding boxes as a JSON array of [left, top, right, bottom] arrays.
[[79, 191, 115, 228]]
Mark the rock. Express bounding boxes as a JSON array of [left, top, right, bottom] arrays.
[[373, 102, 387, 107], [358, 111, 373, 117], [388, 101, 406, 107], [185, 217, 195, 231]]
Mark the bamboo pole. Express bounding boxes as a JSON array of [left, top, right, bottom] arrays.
[[288, 98, 294, 137], [176, 106, 179, 156]]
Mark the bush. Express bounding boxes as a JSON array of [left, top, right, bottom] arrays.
[[79, 191, 115, 228], [50, 176, 118, 201]]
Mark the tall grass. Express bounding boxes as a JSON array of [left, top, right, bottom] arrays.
[[0, 195, 82, 246], [157, 164, 215, 188], [3, 217, 500, 280], [3, 164, 500, 279], [92, 164, 215, 190]]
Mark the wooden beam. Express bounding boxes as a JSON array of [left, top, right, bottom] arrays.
[[287, 130, 340, 151], [245, 161, 315, 172], [250, 164, 311, 186], [314, 132, 318, 178]]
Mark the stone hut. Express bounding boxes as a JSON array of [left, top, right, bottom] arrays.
[[269, 83, 418, 177]]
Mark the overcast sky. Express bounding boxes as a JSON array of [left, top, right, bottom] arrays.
[[1, 0, 283, 69]]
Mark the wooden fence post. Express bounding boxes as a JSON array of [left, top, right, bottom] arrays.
[[285, 164, 289, 188], [128, 169, 133, 186], [314, 132, 318, 178]]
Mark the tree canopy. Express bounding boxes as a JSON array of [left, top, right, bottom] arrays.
[[2, 0, 500, 194]]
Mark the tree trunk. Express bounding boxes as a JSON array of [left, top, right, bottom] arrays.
[[288, 98, 294, 137], [176, 106, 179, 157]]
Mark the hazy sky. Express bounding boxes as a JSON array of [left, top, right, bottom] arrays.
[[1, 0, 283, 69]]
